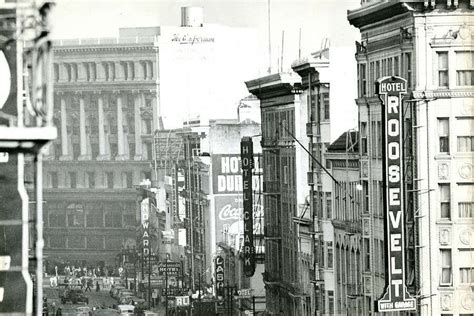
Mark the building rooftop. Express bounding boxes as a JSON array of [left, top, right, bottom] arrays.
[[327, 130, 359, 153]]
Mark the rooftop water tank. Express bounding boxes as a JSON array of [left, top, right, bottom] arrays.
[[181, 7, 204, 27]]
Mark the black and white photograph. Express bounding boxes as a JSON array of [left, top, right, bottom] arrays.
[[0, 0, 473, 315]]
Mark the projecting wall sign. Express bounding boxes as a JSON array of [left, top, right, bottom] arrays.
[[376, 76, 416, 312], [241, 137, 255, 277]]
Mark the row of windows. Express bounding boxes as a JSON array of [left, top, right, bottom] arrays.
[[51, 140, 153, 161], [437, 51, 474, 87], [440, 249, 474, 286], [47, 234, 124, 250], [45, 204, 137, 228], [308, 92, 330, 122], [46, 170, 151, 189], [438, 184, 473, 220], [261, 108, 295, 142], [438, 118, 474, 153], [358, 52, 412, 97], [54, 60, 154, 83]]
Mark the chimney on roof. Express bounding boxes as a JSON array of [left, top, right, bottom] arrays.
[[181, 7, 204, 27]]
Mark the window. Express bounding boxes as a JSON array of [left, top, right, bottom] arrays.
[[283, 165, 288, 184], [359, 64, 367, 96], [105, 211, 122, 228], [322, 92, 330, 120], [438, 52, 449, 86], [86, 236, 103, 249], [48, 172, 58, 188], [123, 172, 133, 188], [49, 235, 66, 248], [404, 52, 412, 88], [145, 143, 152, 160], [68, 235, 85, 249], [459, 202, 473, 218], [360, 122, 367, 155], [439, 184, 451, 220], [456, 51, 474, 86], [460, 267, 474, 284], [48, 206, 66, 228], [106, 172, 114, 189], [68, 172, 77, 188], [67, 203, 84, 227], [364, 238, 370, 271], [394, 56, 399, 76], [440, 249, 452, 286], [86, 209, 103, 227], [327, 241, 333, 269], [110, 143, 118, 158], [458, 136, 474, 152], [388, 58, 393, 76], [438, 118, 449, 153], [72, 143, 80, 160], [326, 192, 332, 219], [86, 172, 95, 189], [375, 60, 381, 80], [327, 290, 334, 315]]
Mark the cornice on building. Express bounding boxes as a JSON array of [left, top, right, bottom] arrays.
[[245, 72, 301, 99]]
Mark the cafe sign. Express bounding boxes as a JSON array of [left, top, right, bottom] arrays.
[[376, 76, 416, 312]]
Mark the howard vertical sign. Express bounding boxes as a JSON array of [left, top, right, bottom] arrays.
[[141, 198, 151, 258], [241, 137, 255, 277], [376, 76, 416, 312]]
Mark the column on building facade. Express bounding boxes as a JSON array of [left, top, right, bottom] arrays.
[[96, 62, 105, 81], [96, 94, 107, 160], [134, 61, 144, 80], [78, 95, 89, 160], [133, 92, 142, 160], [116, 93, 125, 160], [115, 61, 124, 80], [59, 95, 71, 160]]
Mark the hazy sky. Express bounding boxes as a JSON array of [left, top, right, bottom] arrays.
[[51, 0, 361, 73], [50, 0, 361, 137]]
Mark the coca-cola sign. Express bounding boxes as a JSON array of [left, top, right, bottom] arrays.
[[214, 196, 263, 245], [218, 204, 264, 221]]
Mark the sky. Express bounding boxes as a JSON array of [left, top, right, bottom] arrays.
[[49, 0, 362, 139]]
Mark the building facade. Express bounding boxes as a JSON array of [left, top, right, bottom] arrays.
[[43, 36, 159, 266], [348, 0, 474, 314], [247, 73, 313, 315]]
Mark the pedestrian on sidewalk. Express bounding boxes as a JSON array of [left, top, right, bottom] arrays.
[[85, 278, 92, 292], [96, 280, 100, 292]]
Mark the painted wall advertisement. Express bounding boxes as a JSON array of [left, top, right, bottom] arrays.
[[376, 76, 416, 312], [212, 154, 262, 194], [214, 196, 263, 245]]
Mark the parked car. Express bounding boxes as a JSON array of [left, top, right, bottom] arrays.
[[60, 289, 89, 305]]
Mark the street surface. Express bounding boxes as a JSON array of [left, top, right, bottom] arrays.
[[43, 277, 165, 315]]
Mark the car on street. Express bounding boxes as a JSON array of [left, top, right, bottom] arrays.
[[116, 304, 135, 315], [76, 306, 92, 316], [60, 289, 89, 305]]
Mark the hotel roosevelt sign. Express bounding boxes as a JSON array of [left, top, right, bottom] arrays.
[[376, 76, 416, 312]]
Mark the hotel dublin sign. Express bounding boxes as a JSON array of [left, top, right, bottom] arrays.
[[376, 76, 416, 312]]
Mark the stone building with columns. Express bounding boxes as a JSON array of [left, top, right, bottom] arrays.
[[42, 36, 160, 266]]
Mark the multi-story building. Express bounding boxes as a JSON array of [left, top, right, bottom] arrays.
[[348, 1, 474, 314], [246, 73, 313, 315], [325, 131, 364, 315], [43, 34, 159, 266]]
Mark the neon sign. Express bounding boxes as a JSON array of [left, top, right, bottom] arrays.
[[376, 76, 416, 312]]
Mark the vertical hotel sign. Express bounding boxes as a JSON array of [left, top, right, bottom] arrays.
[[376, 76, 416, 312], [241, 137, 255, 277]]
